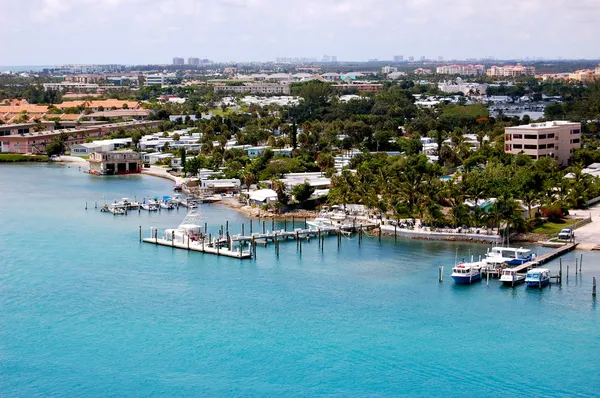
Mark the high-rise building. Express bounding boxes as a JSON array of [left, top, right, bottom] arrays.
[[420, 56, 426, 61], [408, 56, 414, 62], [437, 56, 444, 62], [331, 55, 337, 63], [172, 57, 184, 65], [188, 57, 200, 66], [393, 55, 404, 62], [322, 55, 331, 63], [436, 64, 485, 76]]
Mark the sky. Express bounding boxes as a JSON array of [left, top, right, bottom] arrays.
[[1, 0, 599, 65]]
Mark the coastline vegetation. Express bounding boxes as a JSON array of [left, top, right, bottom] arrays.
[[0, 154, 48, 162]]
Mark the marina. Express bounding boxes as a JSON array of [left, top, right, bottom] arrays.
[[2, 164, 600, 397]]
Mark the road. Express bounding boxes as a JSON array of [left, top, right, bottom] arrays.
[[569, 204, 600, 250]]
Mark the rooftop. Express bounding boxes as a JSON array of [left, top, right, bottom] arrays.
[[506, 121, 579, 130]]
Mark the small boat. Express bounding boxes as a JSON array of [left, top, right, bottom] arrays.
[[173, 185, 183, 192], [115, 198, 140, 210], [141, 199, 159, 211], [451, 263, 482, 284], [160, 196, 175, 210], [500, 268, 526, 286], [108, 205, 127, 215], [525, 268, 550, 288]]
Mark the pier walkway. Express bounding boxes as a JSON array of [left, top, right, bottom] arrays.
[[143, 223, 377, 260], [512, 243, 578, 273]]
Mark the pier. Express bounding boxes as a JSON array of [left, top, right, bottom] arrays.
[[142, 219, 377, 260], [512, 243, 578, 273]]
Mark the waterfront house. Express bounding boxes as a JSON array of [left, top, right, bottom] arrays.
[[88, 151, 141, 175], [248, 189, 278, 206]]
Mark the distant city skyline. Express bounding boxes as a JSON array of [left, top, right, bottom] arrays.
[[2, 0, 599, 65]]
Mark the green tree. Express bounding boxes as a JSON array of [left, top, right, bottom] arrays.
[[291, 181, 315, 203]]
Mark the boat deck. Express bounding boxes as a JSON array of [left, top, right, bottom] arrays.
[[143, 237, 252, 259], [512, 243, 577, 273]]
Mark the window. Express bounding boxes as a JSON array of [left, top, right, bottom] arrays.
[[17, 128, 29, 134], [547, 133, 554, 139], [539, 144, 546, 149], [0, 130, 10, 136], [529, 155, 537, 160], [539, 134, 546, 139], [547, 143, 554, 148], [571, 139, 580, 144], [524, 144, 537, 149], [513, 144, 522, 149], [512, 134, 523, 139], [524, 134, 537, 140], [571, 129, 580, 135]]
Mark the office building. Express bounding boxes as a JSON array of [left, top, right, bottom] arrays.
[[188, 57, 200, 66], [504, 121, 581, 166], [172, 57, 185, 65], [393, 55, 404, 62]]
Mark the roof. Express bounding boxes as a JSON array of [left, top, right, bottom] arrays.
[[506, 121, 579, 130], [86, 110, 150, 117], [248, 189, 277, 202]]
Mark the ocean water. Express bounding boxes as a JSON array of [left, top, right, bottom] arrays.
[[1, 164, 599, 397]]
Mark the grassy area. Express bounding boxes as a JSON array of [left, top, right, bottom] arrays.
[[0, 154, 49, 163], [531, 218, 580, 235]]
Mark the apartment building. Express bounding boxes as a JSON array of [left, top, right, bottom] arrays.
[[487, 64, 535, 77], [0, 121, 160, 154], [504, 121, 581, 166], [436, 64, 485, 76], [188, 57, 200, 66], [172, 57, 184, 65], [213, 83, 291, 95]]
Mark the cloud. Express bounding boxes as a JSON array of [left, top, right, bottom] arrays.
[[1, 0, 599, 64]]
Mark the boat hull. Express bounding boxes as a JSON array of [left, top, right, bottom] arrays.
[[505, 256, 533, 266], [500, 277, 525, 286], [452, 274, 481, 284], [526, 279, 550, 288]]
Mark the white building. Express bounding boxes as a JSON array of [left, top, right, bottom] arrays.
[[70, 138, 132, 156], [438, 78, 488, 95], [436, 64, 485, 76], [145, 73, 177, 86]]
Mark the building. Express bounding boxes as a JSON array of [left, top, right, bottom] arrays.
[[487, 64, 535, 77], [88, 151, 141, 175], [438, 79, 488, 95], [248, 189, 278, 205], [436, 64, 485, 76], [188, 57, 200, 66], [145, 74, 177, 86], [331, 83, 383, 93], [83, 109, 150, 121], [213, 83, 291, 95], [320, 73, 341, 82], [70, 138, 131, 156], [408, 56, 414, 62], [504, 121, 581, 166], [382, 66, 398, 74], [413, 68, 432, 75], [173, 57, 184, 65], [393, 55, 404, 62], [0, 121, 159, 154]]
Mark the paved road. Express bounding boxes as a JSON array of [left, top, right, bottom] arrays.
[[570, 204, 600, 250]]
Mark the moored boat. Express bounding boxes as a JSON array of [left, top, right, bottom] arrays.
[[451, 263, 482, 284], [484, 247, 535, 267], [525, 268, 550, 288], [500, 268, 526, 286]]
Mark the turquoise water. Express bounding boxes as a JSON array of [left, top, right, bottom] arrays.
[[1, 164, 599, 397]]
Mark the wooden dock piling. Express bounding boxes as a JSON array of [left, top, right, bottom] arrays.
[[139, 225, 142, 242], [593, 277, 597, 297], [438, 266, 443, 282]]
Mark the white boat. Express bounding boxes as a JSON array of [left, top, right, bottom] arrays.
[[165, 209, 204, 243], [108, 204, 127, 215], [525, 268, 550, 288], [141, 199, 159, 211], [500, 268, 526, 286], [483, 247, 535, 267], [160, 196, 175, 210], [115, 198, 140, 210], [451, 262, 482, 284]]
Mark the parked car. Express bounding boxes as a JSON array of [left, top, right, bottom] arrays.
[[558, 228, 574, 240]]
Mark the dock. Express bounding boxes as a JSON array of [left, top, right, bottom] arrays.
[[142, 221, 377, 260], [511, 243, 578, 273]]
